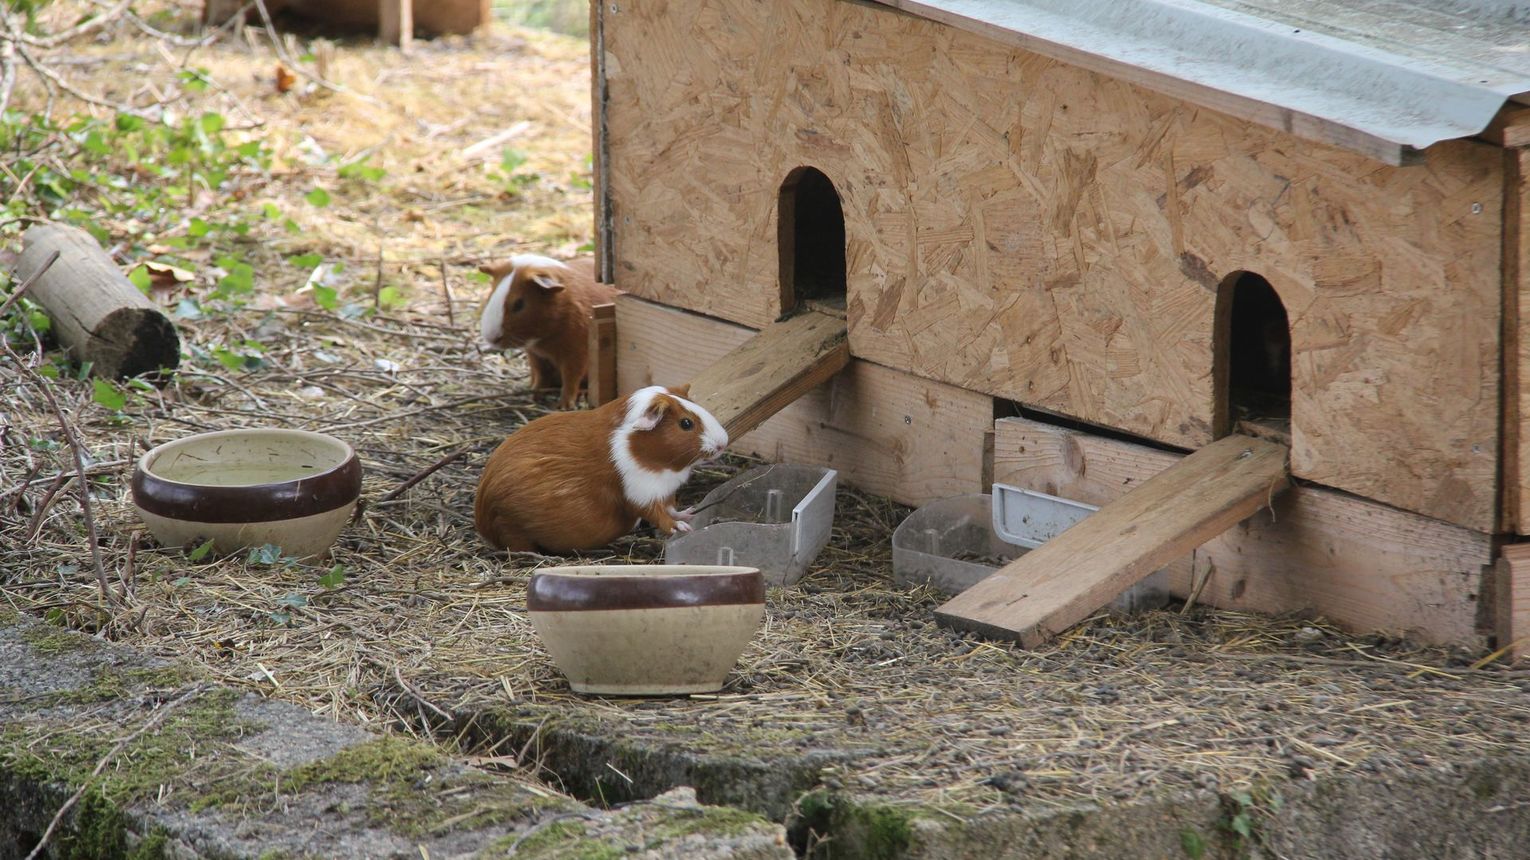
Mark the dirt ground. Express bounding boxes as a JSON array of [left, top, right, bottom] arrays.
[[3, 3, 1530, 852]]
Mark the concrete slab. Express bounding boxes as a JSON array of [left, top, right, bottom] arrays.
[[0, 613, 791, 859]]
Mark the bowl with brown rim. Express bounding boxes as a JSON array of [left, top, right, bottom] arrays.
[[131, 428, 362, 561], [526, 565, 766, 696]]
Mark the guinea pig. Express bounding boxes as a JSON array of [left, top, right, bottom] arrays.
[[474, 383, 729, 553], [477, 254, 620, 410]]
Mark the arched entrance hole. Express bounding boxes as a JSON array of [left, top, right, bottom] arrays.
[[778, 166, 847, 313]]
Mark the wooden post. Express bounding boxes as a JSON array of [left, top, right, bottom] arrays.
[[378, 0, 413, 50], [586, 302, 618, 406], [1497, 544, 1530, 662], [16, 224, 180, 380]]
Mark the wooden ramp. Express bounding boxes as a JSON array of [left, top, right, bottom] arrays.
[[937, 435, 1290, 646], [687, 310, 849, 438]]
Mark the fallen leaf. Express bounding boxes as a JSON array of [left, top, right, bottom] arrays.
[[144, 261, 196, 283], [275, 64, 298, 94]]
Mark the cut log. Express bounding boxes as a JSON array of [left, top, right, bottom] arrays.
[[17, 224, 180, 380], [687, 310, 848, 439], [936, 434, 1290, 646]]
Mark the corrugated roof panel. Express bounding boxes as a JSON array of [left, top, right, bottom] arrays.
[[869, 0, 1530, 163]]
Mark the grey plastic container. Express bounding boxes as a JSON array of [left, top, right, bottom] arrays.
[[892, 494, 1024, 595], [892, 490, 1168, 614], [665, 464, 837, 587]]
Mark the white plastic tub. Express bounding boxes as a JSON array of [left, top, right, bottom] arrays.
[[665, 464, 837, 587]]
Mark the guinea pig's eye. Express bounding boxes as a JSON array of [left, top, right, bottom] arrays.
[[679, 417, 695, 431], [510, 298, 525, 313]]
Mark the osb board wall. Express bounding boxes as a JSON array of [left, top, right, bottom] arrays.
[[993, 417, 1490, 647], [600, 0, 1504, 532], [614, 295, 988, 507]]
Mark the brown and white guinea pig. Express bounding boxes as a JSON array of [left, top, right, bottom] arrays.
[[477, 254, 620, 410], [473, 383, 728, 553]]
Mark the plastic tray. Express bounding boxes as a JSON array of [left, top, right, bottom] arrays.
[[892, 489, 1168, 614], [892, 494, 1025, 595], [665, 464, 837, 587]]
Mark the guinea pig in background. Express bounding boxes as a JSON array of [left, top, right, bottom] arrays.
[[474, 384, 729, 553], [477, 254, 620, 410]]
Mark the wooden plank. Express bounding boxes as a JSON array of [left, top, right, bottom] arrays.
[[993, 416, 1490, 645], [1481, 107, 1530, 149], [586, 303, 618, 406], [615, 295, 987, 506], [602, 0, 1503, 531], [938, 435, 1291, 645], [1497, 545, 1530, 662], [378, 0, 412, 49], [687, 311, 849, 438], [1512, 149, 1530, 534]]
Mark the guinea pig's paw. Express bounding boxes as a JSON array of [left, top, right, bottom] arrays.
[[672, 506, 696, 523], [672, 520, 693, 535]]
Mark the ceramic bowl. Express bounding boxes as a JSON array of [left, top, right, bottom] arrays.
[[527, 565, 765, 696], [130, 428, 362, 560]]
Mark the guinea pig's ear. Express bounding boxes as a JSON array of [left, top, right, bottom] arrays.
[[632, 395, 671, 432], [530, 272, 566, 293], [669, 383, 692, 400], [479, 262, 512, 280]]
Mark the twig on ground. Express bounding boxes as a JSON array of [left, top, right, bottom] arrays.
[[0, 249, 60, 320], [392, 663, 455, 722], [24, 472, 72, 541]]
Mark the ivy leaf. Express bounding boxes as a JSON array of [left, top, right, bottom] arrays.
[[312, 283, 339, 311], [377, 285, 407, 310], [246, 543, 285, 565], [81, 130, 109, 155], [317, 566, 346, 589], [175, 298, 204, 320], [1229, 813, 1252, 839], [288, 252, 324, 268], [338, 156, 386, 182], [500, 148, 528, 172], [127, 265, 152, 294], [178, 69, 210, 92], [1180, 829, 1206, 860], [305, 187, 331, 207], [217, 261, 255, 295], [91, 379, 126, 412], [187, 538, 216, 561]]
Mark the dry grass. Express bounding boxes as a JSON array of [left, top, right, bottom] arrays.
[[3, 1, 1529, 824]]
